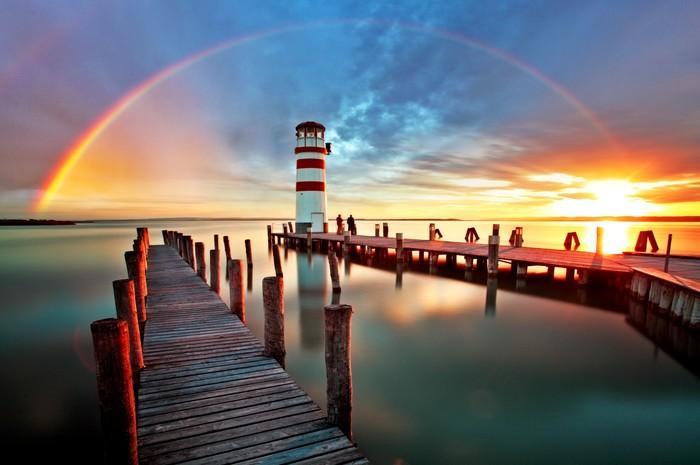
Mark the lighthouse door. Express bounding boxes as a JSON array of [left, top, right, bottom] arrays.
[[311, 212, 325, 233]]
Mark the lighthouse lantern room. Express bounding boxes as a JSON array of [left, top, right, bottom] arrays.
[[295, 121, 330, 233]]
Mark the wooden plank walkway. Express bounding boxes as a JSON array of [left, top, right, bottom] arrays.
[[137, 245, 367, 465], [274, 232, 700, 287]]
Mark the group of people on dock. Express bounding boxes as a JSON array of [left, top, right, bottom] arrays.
[[336, 214, 357, 235]]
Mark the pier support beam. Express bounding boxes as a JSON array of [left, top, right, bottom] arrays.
[[210, 249, 220, 293], [124, 251, 147, 333], [228, 259, 245, 324], [382, 222, 389, 238], [90, 318, 138, 465], [396, 233, 404, 263], [487, 235, 500, 277], [273, 244, 283, 277], [195, 242, 206, 281], [245, 239, 253, 268], [324, 304, 353, 441], [112, 279, 144, 386], [262, 276, 285, 368]]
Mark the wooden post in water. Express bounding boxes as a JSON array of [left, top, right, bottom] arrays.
[[273, 244, 283, 277], [228, 259, 245, 323], [195, 242, 206, 281], [374, 223, 380, 237], [282, 224, 288, 239], [161, 229, 168, 245], [112, 279, 144, 387], [223, 236, 232, 278], [382, 222, 389, 237], [245, 239, 253, 268], [487, 234, 500, 276], [328, 250, 341, 293], [396, 233, 404, 263], [343, 230, 351, 256], [306, 227, 312, 250], [267, 225, 272, 244], [214, 234, 219, 251], [210, 249, 220, 293], [124, 251, 146, 333], [90, 318, 138, 465], [429, 223, 436, 240], [288, 221, 294, 233], [262, 276, 285, 368], [324, 304, 353, 440], [664, 234, 673, 273], [596, 226, 604, 255]]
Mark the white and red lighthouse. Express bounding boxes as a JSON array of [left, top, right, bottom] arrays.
[[295, 121, 330, 233]]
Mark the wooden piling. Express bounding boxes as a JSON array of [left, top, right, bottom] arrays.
[[195, 242, 206, 281], [245, 239, 253, 268], [90, 318, 138, 465], [487, 235, 500, 276], [267, 225, 272, 244], [161, 229, 168, 245], [429, 223, 436, 240], [210, 249, 220, 293], [273, 244, 283, 277], [124, 251, 146, 331], [374, 223, 380, 237], [516, 262, 528, 278], [328, 250, 341, 293], [324, 304, 353, 440], [596, 226, 604, 255], [214, 234, 219, 251], [112, 279, 144, 384], [664, 234, 673, 272], [223, 235, 232, 278], [228, 259, 245, 323], [262, 276, 285, 368], [282, 224, 288, 238], [396, 233, 404, 263], [382, 222, 389, 237], [287, 221, 294, 233], [306, 227, 312, 250]]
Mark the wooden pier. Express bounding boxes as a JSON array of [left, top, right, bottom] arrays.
[[136, 245, 365, 464], [272, 229, 700, 328], [90, 228, 367, 465]]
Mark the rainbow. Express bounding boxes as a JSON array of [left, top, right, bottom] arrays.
[[34, 19, 618, 212]]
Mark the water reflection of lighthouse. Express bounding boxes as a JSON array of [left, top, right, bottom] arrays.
[[297, 252, 328, 349]]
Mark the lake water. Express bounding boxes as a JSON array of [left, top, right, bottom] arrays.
[[1, 220, 698, 464]]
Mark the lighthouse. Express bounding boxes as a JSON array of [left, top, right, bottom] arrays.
[[295, 121, 330, 233]]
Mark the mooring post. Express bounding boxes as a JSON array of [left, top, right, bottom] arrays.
[[306, 227, 312, 250], [664, 234, 673, 273], [262, 276, 285, 368], [485, 277, 497, 316], [161, 229, 168, 245], [267, 225, 272, 244], [214, 234, 219, 251], [273, 244, 283, 277], [596, 226, 604, 255], [328, 250, 341, 293], [210, 249, 220, 293], [396, 233, 404, 263], [228, 259, 245, 323], [515, 227, 524, 247], [324, 304, 353, 440], [223, 235, 232, 278], [244, 239, 253, 268], [487, 234, 500, 276], [382, 222, 389, 237], [343, 230, 351, 256], [288, 221, 294, 234], [282, 223, 288, 239], [429, 223, 435, 240], [112, 279, 144, 387], [90, 318, 138, 465], [124, 251, 146, 333], [195, 242, 206, 281]]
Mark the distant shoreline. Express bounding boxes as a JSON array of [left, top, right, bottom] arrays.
[[3, 216, 699, 225], [0, 219, 78, 226]]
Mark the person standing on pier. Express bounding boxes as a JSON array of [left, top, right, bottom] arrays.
[[336, 214, 344, 234], [347, 214, 357, 235]]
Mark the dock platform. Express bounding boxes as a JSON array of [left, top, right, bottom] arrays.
[[137, 245, 367, 464]]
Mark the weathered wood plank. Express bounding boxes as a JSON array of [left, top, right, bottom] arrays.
[[138, 245, 366, 463]]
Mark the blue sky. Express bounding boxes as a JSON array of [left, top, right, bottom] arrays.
[[1, 0, 699, 218]]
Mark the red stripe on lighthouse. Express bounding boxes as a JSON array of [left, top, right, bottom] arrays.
[[296, 159, 325, 169], [296, 181, 325, 191], [295, 147, 327, 154]]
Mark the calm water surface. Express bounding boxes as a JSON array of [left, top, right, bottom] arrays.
[[0, 220, 698, 464]]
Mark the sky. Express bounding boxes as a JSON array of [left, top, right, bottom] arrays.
[[1, 0, 699, 219]]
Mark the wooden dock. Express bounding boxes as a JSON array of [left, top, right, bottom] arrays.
[[136, 245, 367, 464], [272, 230, 700, 328]]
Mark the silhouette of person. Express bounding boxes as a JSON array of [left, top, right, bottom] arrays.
[[347, 214, 357, 235], [336, 214, 344, 234]]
